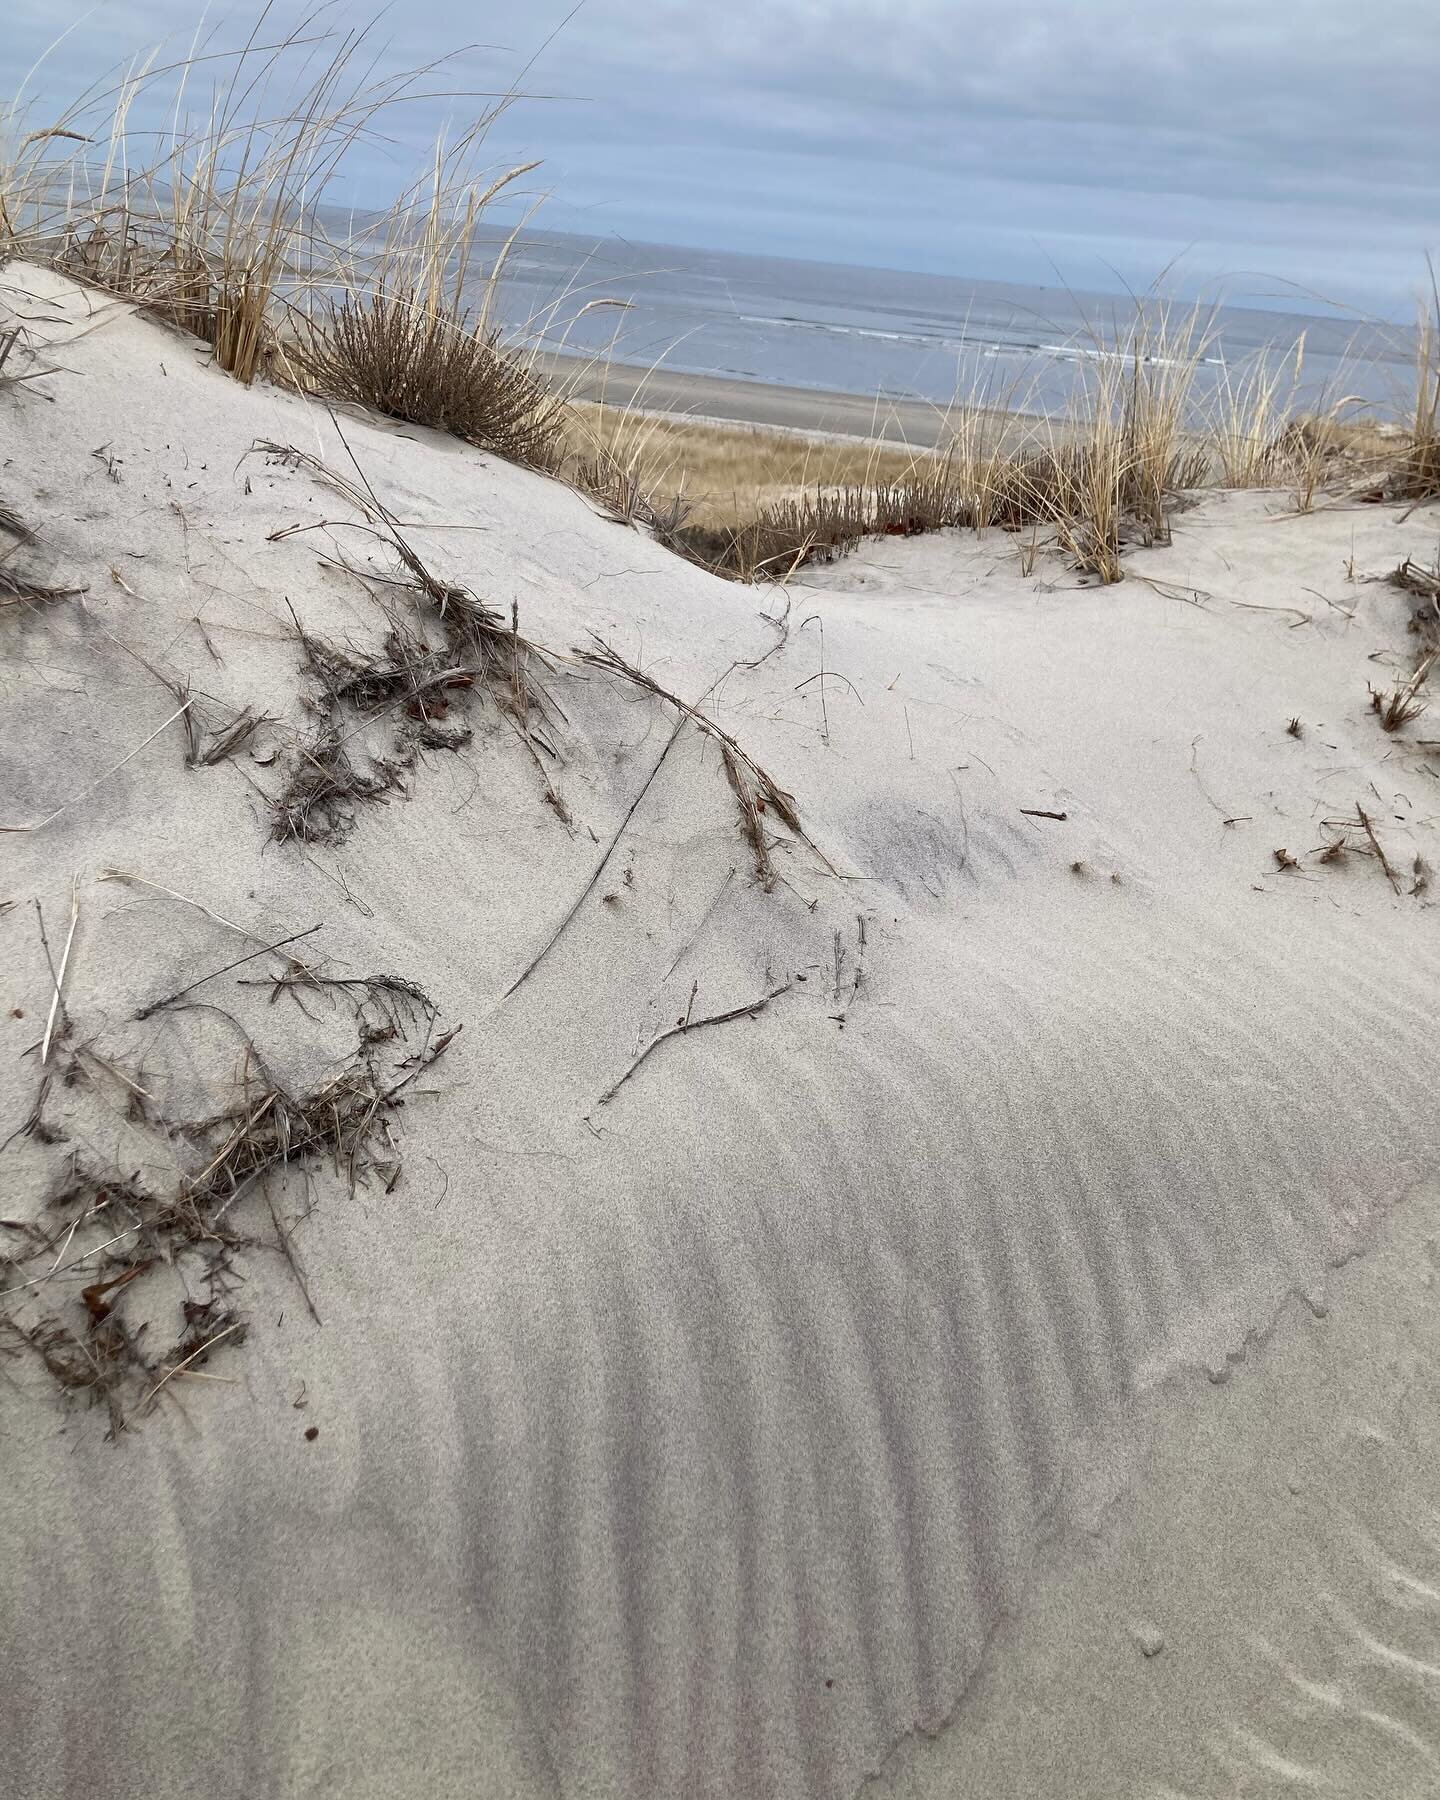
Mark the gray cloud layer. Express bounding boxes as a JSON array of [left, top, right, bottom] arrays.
[[8, 0, 1439, 311]]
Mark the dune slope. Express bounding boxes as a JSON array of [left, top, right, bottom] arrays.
[[2, 264, 1439, 1799]]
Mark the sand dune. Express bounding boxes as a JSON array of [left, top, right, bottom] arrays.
[[874, 1168, 1440, 1798], [3, 264, 1439, 1799]]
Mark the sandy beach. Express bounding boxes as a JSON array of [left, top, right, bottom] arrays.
[[3, 260, 1440, 1800], [536, 351, 1005, 446]]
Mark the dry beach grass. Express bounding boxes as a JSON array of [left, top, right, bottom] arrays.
[[559, 299, 1438, 585], [5, 15, 1439, 594]]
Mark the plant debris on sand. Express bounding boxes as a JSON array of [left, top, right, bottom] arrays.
[[1370, 660, 1432, 733], [577, 635, 833, 887], [1362, 269, 1440, 505], [1390, 552, 1440, 654], [1309, 804, 1418, 895], [1, 967, 458, 1438], [585, 417, 1210, 587], [0, 504, 85, 607], [258, 436, 829, 901], [1362, 552, 1440, 735], [257, 436, 572, 839]]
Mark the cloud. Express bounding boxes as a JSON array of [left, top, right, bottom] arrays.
[[7, 0, 1439, 311]]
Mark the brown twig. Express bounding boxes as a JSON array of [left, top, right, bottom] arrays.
[[134, 922, 323, 1019], [267, 1193, 321, 1327], [597, 982, 792, 1106], [1355, 803, 1403, 895]]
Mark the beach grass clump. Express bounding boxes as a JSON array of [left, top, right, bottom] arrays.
[[1204, 337, 1375, 507], [1395, 276, 1440, 500], [0, 16, 398, 383], [569, 448, 697, 540], [1, 14, 546, 419], [657, 449, 1000, 580], [571, 291, 1423, 587], [302, 288, 566, 468], [668, 492, 870, 581], [1209, 344, 1305, 488], [1342, 271, 1440, 506], [950, 300, 1213, 584], [1111, 308, 1212, 537], [620, 305, 1219, 586], [573, 284, 1440, 589], [566, 400, 947, 524], [1369, 657, 1433, 732], [297, 147, 568, 468]]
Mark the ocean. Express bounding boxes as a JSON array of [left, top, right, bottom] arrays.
[[484, 228, 1417, 423]]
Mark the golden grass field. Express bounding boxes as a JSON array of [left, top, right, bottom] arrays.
[[565, 404, 940, 526]]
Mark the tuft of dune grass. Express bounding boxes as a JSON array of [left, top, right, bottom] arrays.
[[0, 11, 568, 467], [301, 288, 566, 468], [1, 16, 420, 384], [1392, 264, 1440, 501], [561, 313, 1223, 586]]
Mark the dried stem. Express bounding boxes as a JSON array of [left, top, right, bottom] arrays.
[[597, 982, 792, 1107]]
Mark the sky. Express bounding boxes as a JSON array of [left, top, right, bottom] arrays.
[[7, 0, 1440, 317]]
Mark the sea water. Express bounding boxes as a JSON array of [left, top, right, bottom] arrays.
[[484, 228, 1416, 421]]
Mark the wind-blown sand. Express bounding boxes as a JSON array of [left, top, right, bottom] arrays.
[[2, 262, 1439, 1800]]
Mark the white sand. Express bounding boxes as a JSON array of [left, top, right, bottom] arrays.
[[2, 262, 1439, 1800]]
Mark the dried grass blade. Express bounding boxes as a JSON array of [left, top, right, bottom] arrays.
[[0, 703, 192, 833], [40, 876, 80, 1065]]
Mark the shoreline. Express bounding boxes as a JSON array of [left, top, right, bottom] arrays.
[[534, 352, 1032, 448]]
